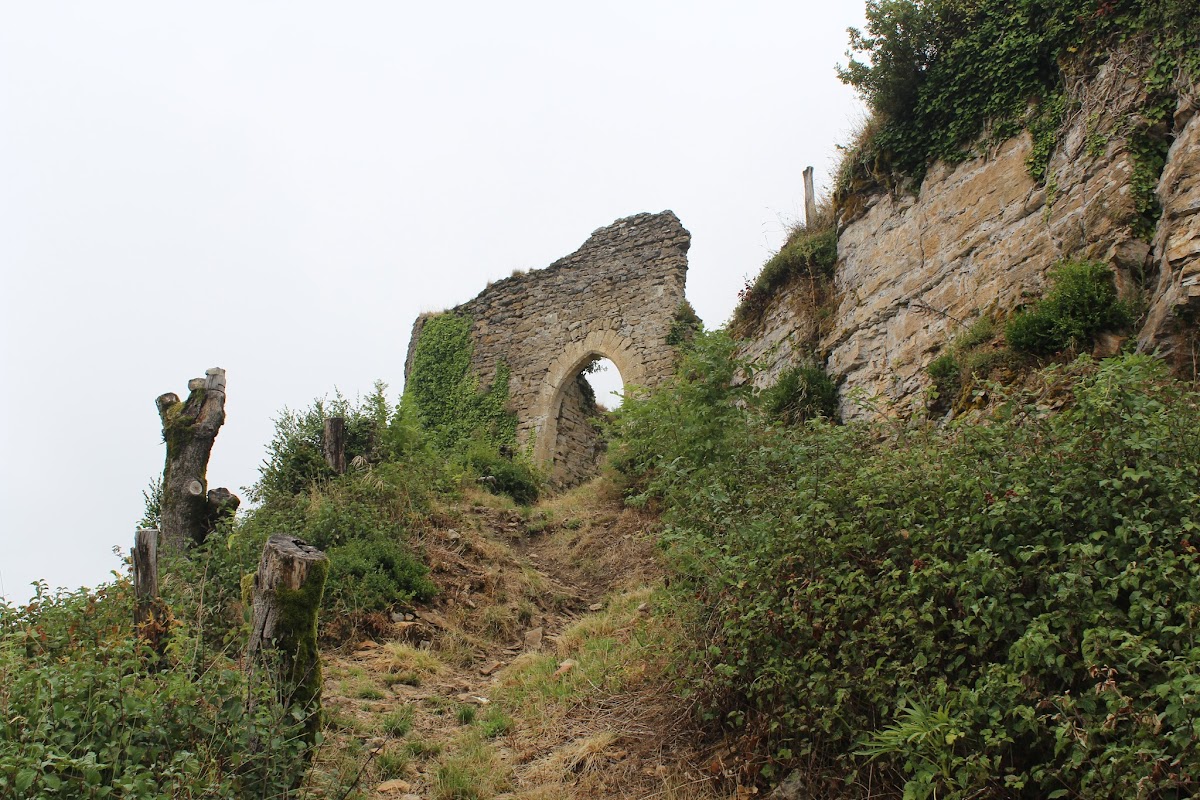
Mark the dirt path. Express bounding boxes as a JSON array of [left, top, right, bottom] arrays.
[[308, 481, 734, 800]]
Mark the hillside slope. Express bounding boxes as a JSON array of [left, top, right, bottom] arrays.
[[308, 480, 732, 800]]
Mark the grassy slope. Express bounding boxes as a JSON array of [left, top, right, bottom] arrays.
[[306, 479, 732, 800]]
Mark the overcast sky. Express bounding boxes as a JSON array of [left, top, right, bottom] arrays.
[[0, 2, 867, 602]]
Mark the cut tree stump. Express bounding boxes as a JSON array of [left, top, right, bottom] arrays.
[[132, 528, 169, 665], [323, 416, 347, 474], [155, 368, 239, 547], [247, 534, 329, 748]]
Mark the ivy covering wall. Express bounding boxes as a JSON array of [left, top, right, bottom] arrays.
[[406, 313, 517, 453]]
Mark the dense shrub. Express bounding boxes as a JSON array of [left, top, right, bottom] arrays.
[[458, 440, 542, 505], [0, 582, 309, 798], [1005, 260, 1131, 355], [758, 364, 839, 424], [615, 333, 1200, 798]]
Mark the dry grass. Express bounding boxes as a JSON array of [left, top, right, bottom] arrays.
[[309, 475, 732, 800]]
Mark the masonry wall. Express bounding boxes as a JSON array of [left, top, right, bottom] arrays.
[[406, 210, 690, 486]]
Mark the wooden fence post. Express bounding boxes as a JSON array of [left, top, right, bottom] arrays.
[[803, 166, 817, 229], [132, 528, 169, 664], [323, 416, 347, 474], [246, 535, 329, 748]]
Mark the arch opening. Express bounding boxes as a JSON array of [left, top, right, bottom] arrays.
[[581, 357, 624, 410], [539, 348, 633, 488]]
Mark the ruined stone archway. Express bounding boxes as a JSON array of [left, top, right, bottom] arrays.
[[405, 211, 691, 487]]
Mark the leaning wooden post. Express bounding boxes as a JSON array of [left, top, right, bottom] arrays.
[[247, 535, 329, 749], [803, 166, 817, 229], [322, 416, 347, 474], [132, 528, 169, 665]]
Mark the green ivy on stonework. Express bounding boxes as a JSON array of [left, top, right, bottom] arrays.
[[406, 313, 517, 453]]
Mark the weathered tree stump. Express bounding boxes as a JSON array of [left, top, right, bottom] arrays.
[[247, 535, 329, 748], [155, 368, 239, 547], [132, 528, 169, 665], [323, 416, 347, 474]]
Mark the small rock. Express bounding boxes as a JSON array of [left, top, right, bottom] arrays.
[[377, 778, 412, 793], [636, 602, 649, 614], [464, 598, 477, 609], [588, 602, 604, 612], [552, 659, 577, 678], [480, 660, 504, 676], [404, 613, 415, 622], [524, 626, 544, 651], [447, 530, 461, 542], [400, 795, 421, 800]]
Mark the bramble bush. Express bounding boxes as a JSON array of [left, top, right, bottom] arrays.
[[613, 332, 1200, 798], [0, 581, 310, 798]]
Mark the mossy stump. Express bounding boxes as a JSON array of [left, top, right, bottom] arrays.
[[154, 367, 239, 548], [246, 534, 329, 750]]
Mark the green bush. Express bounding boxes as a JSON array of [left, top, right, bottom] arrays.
[[666, 300, 703, 347], [1006, 260, 1131, 355], [925, 352, 961, 409], [254, 382, 395, 501], [615, 339, 1200, 797], [758, 364, 839, 424], [0, 582, 310, 798], [459, 440, 542, 506]]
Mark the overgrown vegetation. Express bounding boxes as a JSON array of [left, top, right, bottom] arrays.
[[614, 331, 1200, 797], [836, 0, 1198, 203], [0, 582, 311, 797], [758, 363, 839, 424], [406, 312, 542, 504], [732, 226, 837, 334], [1005, 259, 1132, 356]]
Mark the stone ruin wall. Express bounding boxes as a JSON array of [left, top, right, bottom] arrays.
[[737, 48, 1200, 417], [406, 211, 691, 486]]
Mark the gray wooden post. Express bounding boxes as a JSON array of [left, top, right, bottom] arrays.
[[323, 416, 347, 474], [803, 166, 817, 229], [133, 528, 168, 663]]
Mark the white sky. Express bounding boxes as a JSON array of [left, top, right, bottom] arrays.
[[0, 2, 867, 602]]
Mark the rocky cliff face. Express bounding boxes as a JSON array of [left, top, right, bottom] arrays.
[[736, 50, 1199, 418]]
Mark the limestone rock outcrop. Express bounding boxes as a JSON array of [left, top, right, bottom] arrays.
[[736, 49, 1199, 418]]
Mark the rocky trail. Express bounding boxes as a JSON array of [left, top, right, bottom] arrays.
[[306, 480, 736, 800]]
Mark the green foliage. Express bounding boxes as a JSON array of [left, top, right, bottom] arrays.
[[240, 462, 437, 619], [616, 340, 1200, 797], [666, 300, 703, 347], [457, 440, 541, 505], [758, 364, 839, 424], [254, 381, 396, 501], [1005, 260, 1132, 355], [837, 0, 1199, 189], [0, 581, 310, 798], [926, 352, 962, 409], [407, 313, 518, 453], [733, 228, 837, 331]]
